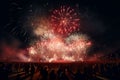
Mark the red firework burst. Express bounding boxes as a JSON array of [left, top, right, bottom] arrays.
[[50, 6, 80, 36]]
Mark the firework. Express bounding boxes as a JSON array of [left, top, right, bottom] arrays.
[[50, 6, 80, 36], [27, 33, 91, 62]]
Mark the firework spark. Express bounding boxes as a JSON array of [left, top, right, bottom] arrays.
[[50, 6, 80, 36], [28, 32, 91, 62]]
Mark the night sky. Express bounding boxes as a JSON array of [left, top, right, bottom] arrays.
[[0, 0, 120, 59]]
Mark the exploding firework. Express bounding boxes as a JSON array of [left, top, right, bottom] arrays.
[[50, 6, 80, 36], [27, 33, 91, 62]]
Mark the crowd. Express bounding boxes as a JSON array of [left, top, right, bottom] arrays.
[[0, 62, 120, 80]]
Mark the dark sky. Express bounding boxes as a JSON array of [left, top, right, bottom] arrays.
[[0, 0, 120, 55]]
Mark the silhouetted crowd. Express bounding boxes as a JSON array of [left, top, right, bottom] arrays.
[[0, 62, 120, 80]]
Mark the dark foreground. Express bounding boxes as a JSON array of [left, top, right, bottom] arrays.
[[0, 61, 120, 80]]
